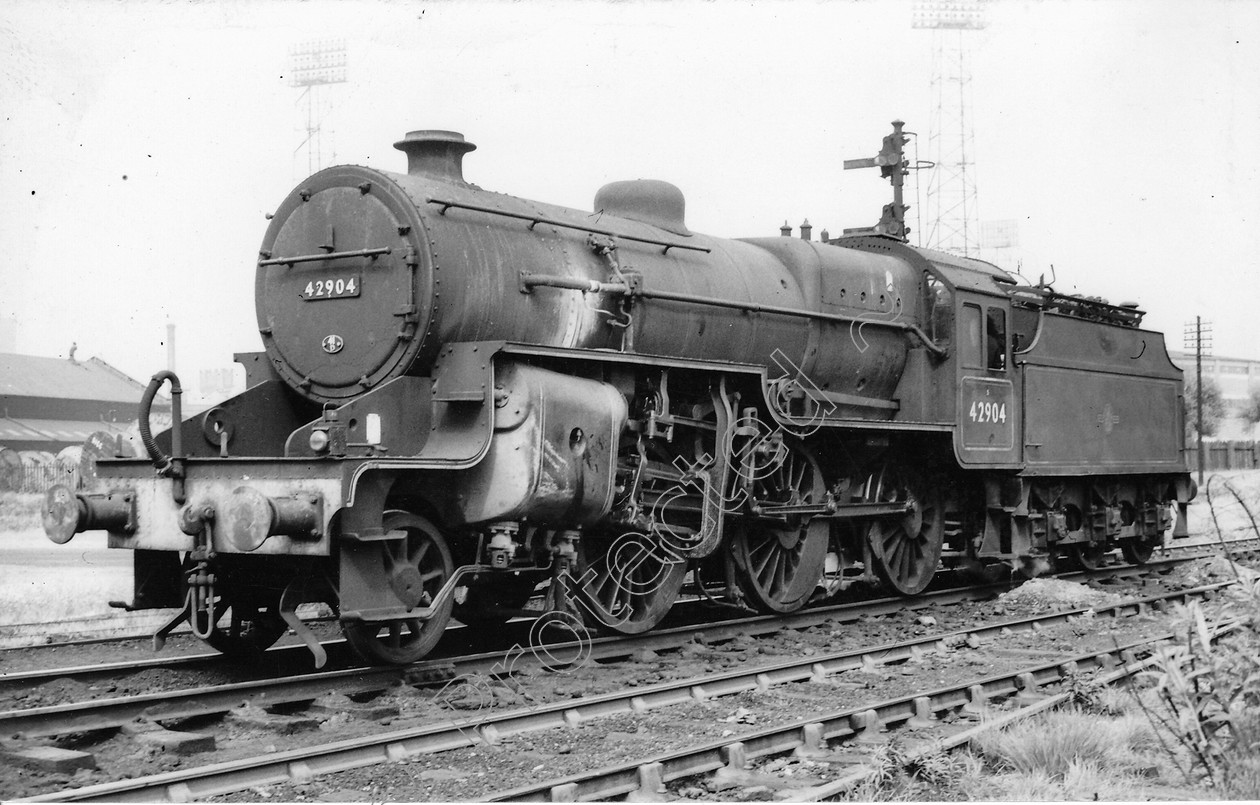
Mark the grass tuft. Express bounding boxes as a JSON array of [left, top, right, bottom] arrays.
[[971, 707, 1159, 779]]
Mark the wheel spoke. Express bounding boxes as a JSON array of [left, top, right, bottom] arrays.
[[599, 571, 619, 609], [898, 538, 913, 582], [410, 540, 432, 566], [770, 549, 787, 594], [753, 544, 776, 577], [884, 525, 906, 557]]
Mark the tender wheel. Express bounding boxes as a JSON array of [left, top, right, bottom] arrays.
[[865, 468, 944, 595], [454, 576, 538, 627], [1069, 542, 1109, 570], [194, 595, 287, 659], [729, 440, 828, 613], [1121, 536, 1157, 564], [574, 533, 687, 634], [342, 511, 454, 665], [1120, 499, 1160, 564]]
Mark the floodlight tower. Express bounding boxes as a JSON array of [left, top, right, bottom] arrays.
[[913, 1, 987, 257], [289, 39, 347, 177]]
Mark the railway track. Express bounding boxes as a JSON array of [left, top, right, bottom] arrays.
[[482, 624, 1238, 803], [11, 577, 1238, 803], [0, 549, 1217, 739], [6, 535, 1249, 689]]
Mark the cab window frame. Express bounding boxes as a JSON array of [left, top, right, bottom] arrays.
[[960, 303, 983, 369], [985, 306, 1007, 372]]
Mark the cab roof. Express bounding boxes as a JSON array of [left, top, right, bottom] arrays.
[[914, 246, 1017, 296]]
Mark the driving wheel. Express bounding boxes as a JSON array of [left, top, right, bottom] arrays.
[[573, 532, 687, 634], [729, 439, 828, 613], [864, 467, 944, 595]]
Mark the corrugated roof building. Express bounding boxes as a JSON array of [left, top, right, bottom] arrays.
[[0, 352, 169, 452]]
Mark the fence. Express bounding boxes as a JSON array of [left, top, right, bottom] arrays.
[[0, 464, 82, 495], [1184, 441, 1260, 472]]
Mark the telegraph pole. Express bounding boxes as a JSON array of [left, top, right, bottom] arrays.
[[1184, 317, 1213, 484]]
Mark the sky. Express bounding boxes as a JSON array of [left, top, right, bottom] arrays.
[[2, 0, 1258, 400]]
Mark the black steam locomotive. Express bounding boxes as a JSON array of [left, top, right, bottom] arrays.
[[43, 123, 1193, 666]]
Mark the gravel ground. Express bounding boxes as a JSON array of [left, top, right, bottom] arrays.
[[201, 581, 1191, 803], [1, 471, 1257, 801], [0, 558, 1229, 801]]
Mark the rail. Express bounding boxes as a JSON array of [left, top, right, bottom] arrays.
[[23, 581, 1231, 802]]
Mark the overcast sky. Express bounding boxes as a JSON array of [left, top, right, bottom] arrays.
[[2, 0, 1257, 396]]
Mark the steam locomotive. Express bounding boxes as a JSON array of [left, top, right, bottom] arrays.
[[43, 123, 1193, 666]]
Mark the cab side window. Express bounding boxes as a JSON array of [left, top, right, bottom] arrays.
[[924, 274, 953, 349], [961, 304, 982, 368], [986, 307, 1007, 371]]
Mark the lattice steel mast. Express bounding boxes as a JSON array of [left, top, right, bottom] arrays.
[[913, 2, 986, 257]]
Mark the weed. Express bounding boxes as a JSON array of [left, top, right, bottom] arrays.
[[1062, 670, 1124, 716], [843, 738, 970, 801], [971, 707, 1158, 779], [905, 746, 961, 787], [1134, 583, 1260, 796]]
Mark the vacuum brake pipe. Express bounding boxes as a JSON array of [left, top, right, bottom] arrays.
[[139, 370, 185, 503]]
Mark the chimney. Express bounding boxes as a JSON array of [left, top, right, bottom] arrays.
[[393, 130, 476, 183], [167, 323, 176, 372], [800, 219, 812, 241], [780, 220, 792, 237], [820, 229, 830, 242]]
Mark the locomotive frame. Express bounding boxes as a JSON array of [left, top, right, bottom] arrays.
[[43, 123, 1193, 667]]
